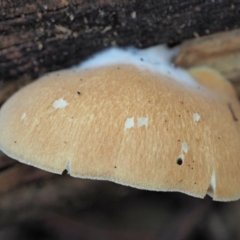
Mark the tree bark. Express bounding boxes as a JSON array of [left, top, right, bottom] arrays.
[[1, 0, 240, 84]]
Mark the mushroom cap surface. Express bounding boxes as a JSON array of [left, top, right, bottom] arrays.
[[0, 53, 240, 201]]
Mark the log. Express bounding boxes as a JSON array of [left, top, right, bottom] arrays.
[[1, 0, 240, 85]]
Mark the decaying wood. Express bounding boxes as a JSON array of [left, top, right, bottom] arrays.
[[1, 0, 240, 84], [1, 29, 240, 107]]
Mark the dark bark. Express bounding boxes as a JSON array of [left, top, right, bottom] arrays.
[[1, 0, 240, 84]]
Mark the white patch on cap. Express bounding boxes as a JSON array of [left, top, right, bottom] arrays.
[[65, 160, 71, 173], [210, 171, 216, 192], [125, 117, 134, 130], [21, 113, 27, 120], [138, 117, 148, 127], [181, 142, 188, 153], [193, 113, 200, 122], [53, 98, 68, 109]]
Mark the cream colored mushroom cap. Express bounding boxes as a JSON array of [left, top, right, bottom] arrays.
[[0, 63, 240, 201]]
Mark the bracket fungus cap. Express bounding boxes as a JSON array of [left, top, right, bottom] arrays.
[[0, 47, 240, 201]]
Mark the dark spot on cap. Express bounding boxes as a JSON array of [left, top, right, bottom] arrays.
[[176, 158, 183, 165], [77, 91, 81, 95]]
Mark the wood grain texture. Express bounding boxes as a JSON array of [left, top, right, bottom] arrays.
[[1, 0, 240, 83]]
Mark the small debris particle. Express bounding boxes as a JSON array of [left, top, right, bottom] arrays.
[[228, 102, 238, 121], [69, 14, 74, 21], [114, 166, 117, 168], [55, 25, 72, 35], [182, 142, 188, 153], [53, 98, 68, 109], [125, 117, 134, 130], [77, 91, 81, 95], [193, 113, 200, 122], [14, 141, 17, 143], [138, 117, 148, 127], [102, 26, 112, 33], [131, 11, 137, 19], [37, 42, 43, 50], [21, 113, 27, 120], [193, 32, 200, 38]]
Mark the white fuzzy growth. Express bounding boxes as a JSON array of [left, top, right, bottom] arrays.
[[210, 171, 216, 192], [73, 45, 199, 87], [125, 117, 134, 130], [53, 98, 68, 109], [181, 142, 188, 153], [21, 113, 27, 120], [193, 113, 200, 122], [138, 117, 148, 127]]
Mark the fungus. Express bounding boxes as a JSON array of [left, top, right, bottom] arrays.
[[0, 46, 240, 201]]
